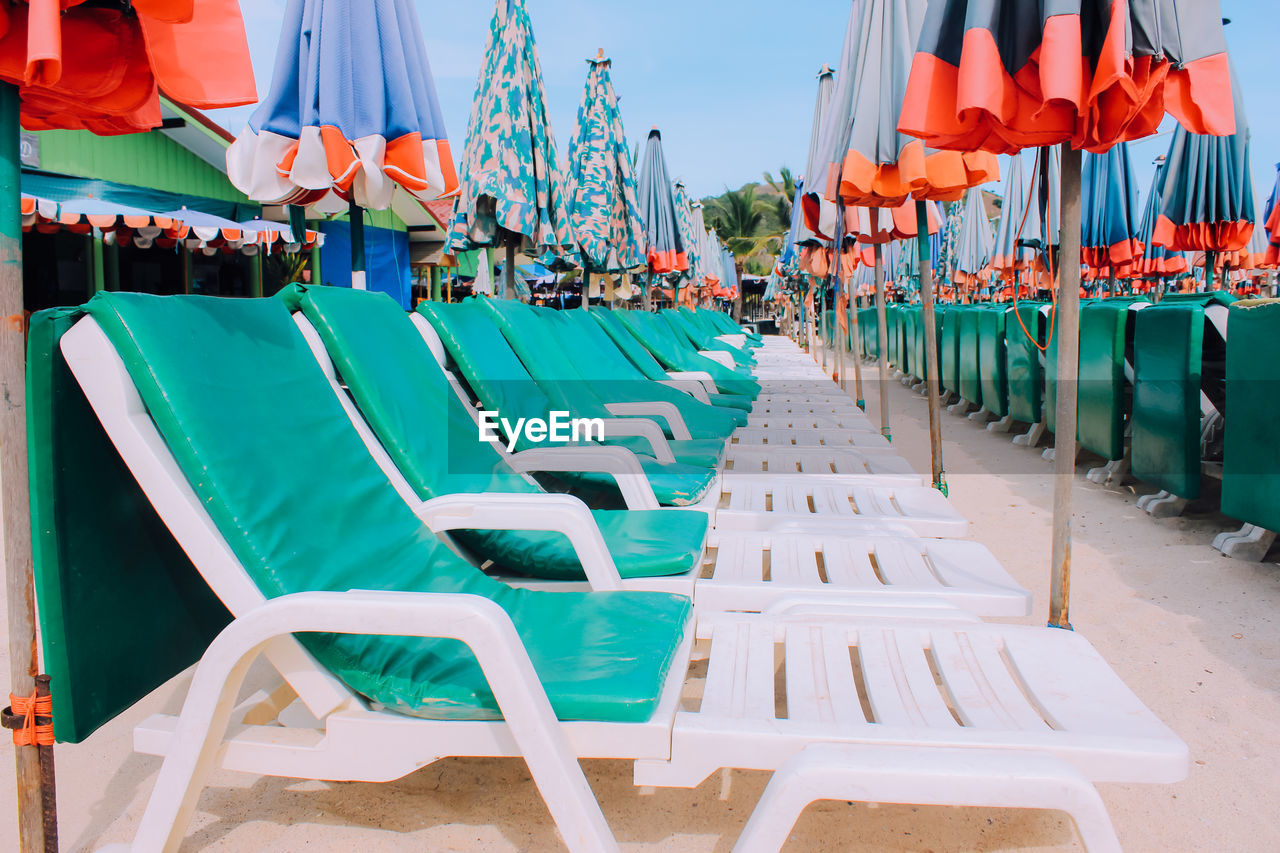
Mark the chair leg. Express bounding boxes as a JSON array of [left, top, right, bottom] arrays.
[[733, 745, 1122, 853], [1212, 523, 1277, 561]]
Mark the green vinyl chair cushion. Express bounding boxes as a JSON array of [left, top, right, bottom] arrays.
[[1076, 298, 1148, 461], [958, 307, 983, 406], [1131, 292, 1235, 500], [418, 301, 717, 504], [940, 309, 962, 396], [1006, 302, 1047, 424], [977, 306, 1010, 418], [1221, 299, 1280, 531], [613, 310, 760, 399], [287, 286, 707, 581], [80, 292, 691, 723], [28, 308, 232, 743]]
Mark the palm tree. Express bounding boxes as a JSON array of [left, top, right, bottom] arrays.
[[705, 185, 784, 319], [763, 166, 796, 230]]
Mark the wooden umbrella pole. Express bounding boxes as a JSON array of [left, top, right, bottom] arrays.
[[1205, 250, 1216, 291], [0, 83, 54, 853], [1050, 144, 1084, 631], [874, 243, 891, 440], [916, 200, 946, 494], [504, 241, 516, 300], [582, 272, 590, 310]]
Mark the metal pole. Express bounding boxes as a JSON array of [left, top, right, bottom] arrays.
[[349, 200, 366, 291], [916, 200, 946, 494], [874, 243, 891, 440], [0, 82, 54, 853], [1049, 144, 1083, 631], [1205, 250, 1216, 291]]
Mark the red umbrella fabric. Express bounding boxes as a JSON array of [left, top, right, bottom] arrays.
[[0, 0, 254, 134], [899, 0, 1237, 155]]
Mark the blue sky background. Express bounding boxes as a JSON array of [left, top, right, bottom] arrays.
[[212, 0, 1277, 210]]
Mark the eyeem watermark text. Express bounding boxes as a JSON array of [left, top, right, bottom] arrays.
[[479, 411, 605, 451]]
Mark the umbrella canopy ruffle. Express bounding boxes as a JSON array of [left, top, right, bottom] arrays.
[[992, 148, 1061, 276], [900, 0, 1237, 155], [230, 0, 457, 212]]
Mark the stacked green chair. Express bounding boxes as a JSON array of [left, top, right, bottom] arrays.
[[940, 306, 963, 403], [1007, 301, 1052, 446], [1076, 297, 1151, 483], [956, 306, 984, 413], [1131, 292, 1234, 516], [977, 305, 1012, 428], [1216, 299, 1280, 560]]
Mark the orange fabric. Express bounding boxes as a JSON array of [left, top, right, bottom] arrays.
[[137, 0, 254, 109], [648, 249, 688, 275], [1152, 216, 1254, 254], [838, 141, 997, 207], [900, 11, 1236, 155], [0, 0, 253, 134]]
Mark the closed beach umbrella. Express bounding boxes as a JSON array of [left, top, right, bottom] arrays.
[[1081, 143, 1142, 283], [448, 0, 577, 297], [1134, 159, 1188, 279], [1263, 164, 1280, 268], [951, 187, 995, 292], [898, 0, 1235, 628], [826, 0, 998, 471], [230, 0, 457, 292], [672, 181, 703, 298], [992, 148, 1062, 287], [564, 50, 645, 289], [798, 64, 836, 243], [900, 0, 1237, 153], [1152, 64, 1254, 289], [635, 128, 687, 280]]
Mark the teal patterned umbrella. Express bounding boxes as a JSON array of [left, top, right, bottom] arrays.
[[564, 51, 645, 274], [447, 0, 577, 285], [672, 181, 704, 288]]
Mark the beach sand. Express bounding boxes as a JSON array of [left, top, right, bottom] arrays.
[[1, 349, 1276, 851]]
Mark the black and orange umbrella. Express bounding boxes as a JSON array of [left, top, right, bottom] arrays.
[[1081, 142, 1142, 285], [897, 0, 1235, 629], [1152, 63, 1255, 290]]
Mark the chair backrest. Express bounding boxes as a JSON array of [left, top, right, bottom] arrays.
[[592, 311, 671, 382], [61, 292, 542, 720], [417, 300, 556, 440]]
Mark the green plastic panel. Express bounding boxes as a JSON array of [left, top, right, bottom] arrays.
[[1007, 302, 1048, 424], [1076, 298, 1148, 460], [1221, 300, 1280, 531], [900, 307, 915, 377], [978, 306, 1010, 418], [1131, 293, 1235, 500], [887, 305, 901, 366], [940, 307, 962, 396], [958, 306, 983, 406], [28, 308, 231, 743]]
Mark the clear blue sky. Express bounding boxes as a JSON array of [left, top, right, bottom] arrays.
[[212, 0, 1277, 207]]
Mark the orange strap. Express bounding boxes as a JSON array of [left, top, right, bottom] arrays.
[[9, 691, 54, 746], [1011, 148, 1059, 354]]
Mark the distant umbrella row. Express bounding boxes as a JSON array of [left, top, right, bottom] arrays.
[[21, 195, 324, 255]]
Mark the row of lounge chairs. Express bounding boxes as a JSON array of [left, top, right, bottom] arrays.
[[31, 291, 1186, 851]]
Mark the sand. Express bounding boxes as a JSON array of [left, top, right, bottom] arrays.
[[1, 349, 1277, 852]]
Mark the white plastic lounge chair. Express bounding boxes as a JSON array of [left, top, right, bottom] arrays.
[[60, 296, 1185, 853]]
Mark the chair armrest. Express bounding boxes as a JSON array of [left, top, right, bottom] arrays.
[[699, 350, 735, 369], [509, 447, 660, 510], [666, 371, 718, 397], [597, 418, 676, 464], [656, 379, 710, 405], [415, 494, 623, 591], [603, 401, 692, 441]]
